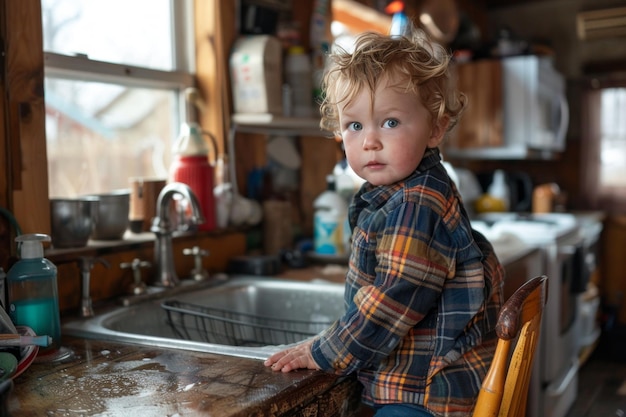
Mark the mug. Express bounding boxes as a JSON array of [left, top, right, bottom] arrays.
[[128, 178, 166, 233]]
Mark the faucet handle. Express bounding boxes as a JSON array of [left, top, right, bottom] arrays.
[[77, 256, 110, 318], [120, 258, 151, 295], [183, 246, 210, 281]]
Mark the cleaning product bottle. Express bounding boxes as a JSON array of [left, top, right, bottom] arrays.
[[385, 0, 410, 37], [285, 45, 314, 118], [169, 122, 217, 231], [314, 175, 348, 256], [7, 234, 61, 353], [475, 169, 510, 213]]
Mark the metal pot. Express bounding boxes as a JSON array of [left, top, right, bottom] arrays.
[[87, 190, 130, 240], [50, 197, 99, 248]]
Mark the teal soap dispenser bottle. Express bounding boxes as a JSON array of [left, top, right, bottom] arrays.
[[7, 234, 61, 354]]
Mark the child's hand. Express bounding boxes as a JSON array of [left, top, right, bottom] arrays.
[[264, 339, 320, 373]]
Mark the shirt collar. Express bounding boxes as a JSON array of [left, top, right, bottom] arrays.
[[356, 147, 442, 206]]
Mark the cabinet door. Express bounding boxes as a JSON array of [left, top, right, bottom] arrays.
[[449, 59, 503, 149]]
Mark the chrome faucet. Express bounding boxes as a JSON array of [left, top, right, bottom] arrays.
[[151, 182, 205, 287], [78, 256, 110, 317]]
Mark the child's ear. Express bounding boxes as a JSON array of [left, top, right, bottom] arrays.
[[427, 116, 450, 147]]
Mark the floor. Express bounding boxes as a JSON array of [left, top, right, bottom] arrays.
[[565, 329, 626, 417]]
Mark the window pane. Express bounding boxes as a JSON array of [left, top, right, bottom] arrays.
[[600, 88, 626, 187], [41, 0, 174, 71], [46, 79, 178, 197]]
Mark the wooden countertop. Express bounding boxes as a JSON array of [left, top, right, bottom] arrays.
[[5, 241, 547, 416], [8, 336, 361, 416]]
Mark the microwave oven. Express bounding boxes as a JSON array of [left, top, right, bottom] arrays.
[[502, 55, 569, 153], [445, 55, 569, 160]]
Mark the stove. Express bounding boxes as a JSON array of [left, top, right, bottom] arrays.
[[472, 212, 583, 417]]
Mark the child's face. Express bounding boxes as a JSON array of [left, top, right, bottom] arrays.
[[338, 75, 445, 186]]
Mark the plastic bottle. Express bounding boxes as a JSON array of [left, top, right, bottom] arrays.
[[385, 1, 410, 37], [314, 175, 349, 255], [169, 122, 217, 231], [7, 234, 61, 353], [285, 46, 314, 118], [475, 170, 510, 213]]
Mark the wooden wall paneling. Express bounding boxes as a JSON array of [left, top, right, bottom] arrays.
[[55, 232, 246, 314], [3, 0, 49, 236], [195, 0, 237, 158], [0, 1, 11, 269], [450, 59, 503, 149], [298, 136, 342, 237], [0, 1, 8, 210], [599, 215, 626, 325]]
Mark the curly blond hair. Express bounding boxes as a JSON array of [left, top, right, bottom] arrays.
[[319, 30, 466, 138]]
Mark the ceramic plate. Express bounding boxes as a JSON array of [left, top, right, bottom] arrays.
[[0, 352, 17, 382]]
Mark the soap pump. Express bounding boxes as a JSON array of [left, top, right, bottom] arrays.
[[6, 234, 61, 353]]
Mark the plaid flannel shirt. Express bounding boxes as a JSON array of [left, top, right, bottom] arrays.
[[311, 148, 505, 417]]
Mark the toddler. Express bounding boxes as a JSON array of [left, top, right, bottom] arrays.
[[265, 29, 504, 417]]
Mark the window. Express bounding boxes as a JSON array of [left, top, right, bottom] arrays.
[[599, 88, 626, 187], [581, 78, 626, 211], [42, 0, 195, 197]]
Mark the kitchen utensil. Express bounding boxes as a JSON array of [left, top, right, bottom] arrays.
[[87, 190, 130, 240], [12, 326, 39, 379], [50, 197, 99, 248], [0, 334, 52, 347]]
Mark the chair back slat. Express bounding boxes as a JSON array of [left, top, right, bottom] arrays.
[[472, 275, 548, 417]]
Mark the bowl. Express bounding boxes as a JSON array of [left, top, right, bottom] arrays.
[[87, 190, 130, 240], [50, 197, 99, 248]]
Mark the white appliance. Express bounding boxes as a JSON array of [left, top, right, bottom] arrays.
[[446, 55, 569, 160], [502, 55, 570, 153], [475, 213, 582, 417], [229, 35, 283, 117]]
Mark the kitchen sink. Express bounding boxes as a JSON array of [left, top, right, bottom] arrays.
[[63, 275, 345, 360]]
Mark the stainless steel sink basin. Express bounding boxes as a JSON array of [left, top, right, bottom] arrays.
[[63, 275, 345, 359]]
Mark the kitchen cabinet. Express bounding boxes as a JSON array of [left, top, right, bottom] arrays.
[[449, 60, 504, 150]]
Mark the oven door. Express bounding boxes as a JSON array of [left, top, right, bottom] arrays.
[[540, 236, 580, 384], [539, 234, 583, 417]]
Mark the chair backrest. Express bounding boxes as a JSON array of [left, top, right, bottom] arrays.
[[472, 275, 548, 417]]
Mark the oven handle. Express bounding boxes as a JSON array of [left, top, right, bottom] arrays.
[[557, 244, 577, 261], [545, 358, 579, 397]]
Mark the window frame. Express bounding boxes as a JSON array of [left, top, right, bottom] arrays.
[[42, 1, 197, 196], [1, 0, 232, 237], [581, 74, 626, 213]]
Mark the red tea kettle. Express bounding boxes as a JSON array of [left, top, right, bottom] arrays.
[[169, 122, 218, 231]]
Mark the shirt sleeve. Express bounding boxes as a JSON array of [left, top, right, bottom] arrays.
[[312, 201, 453, 374]]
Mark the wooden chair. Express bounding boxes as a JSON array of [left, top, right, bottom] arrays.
[[472, 275, 548, 417]]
